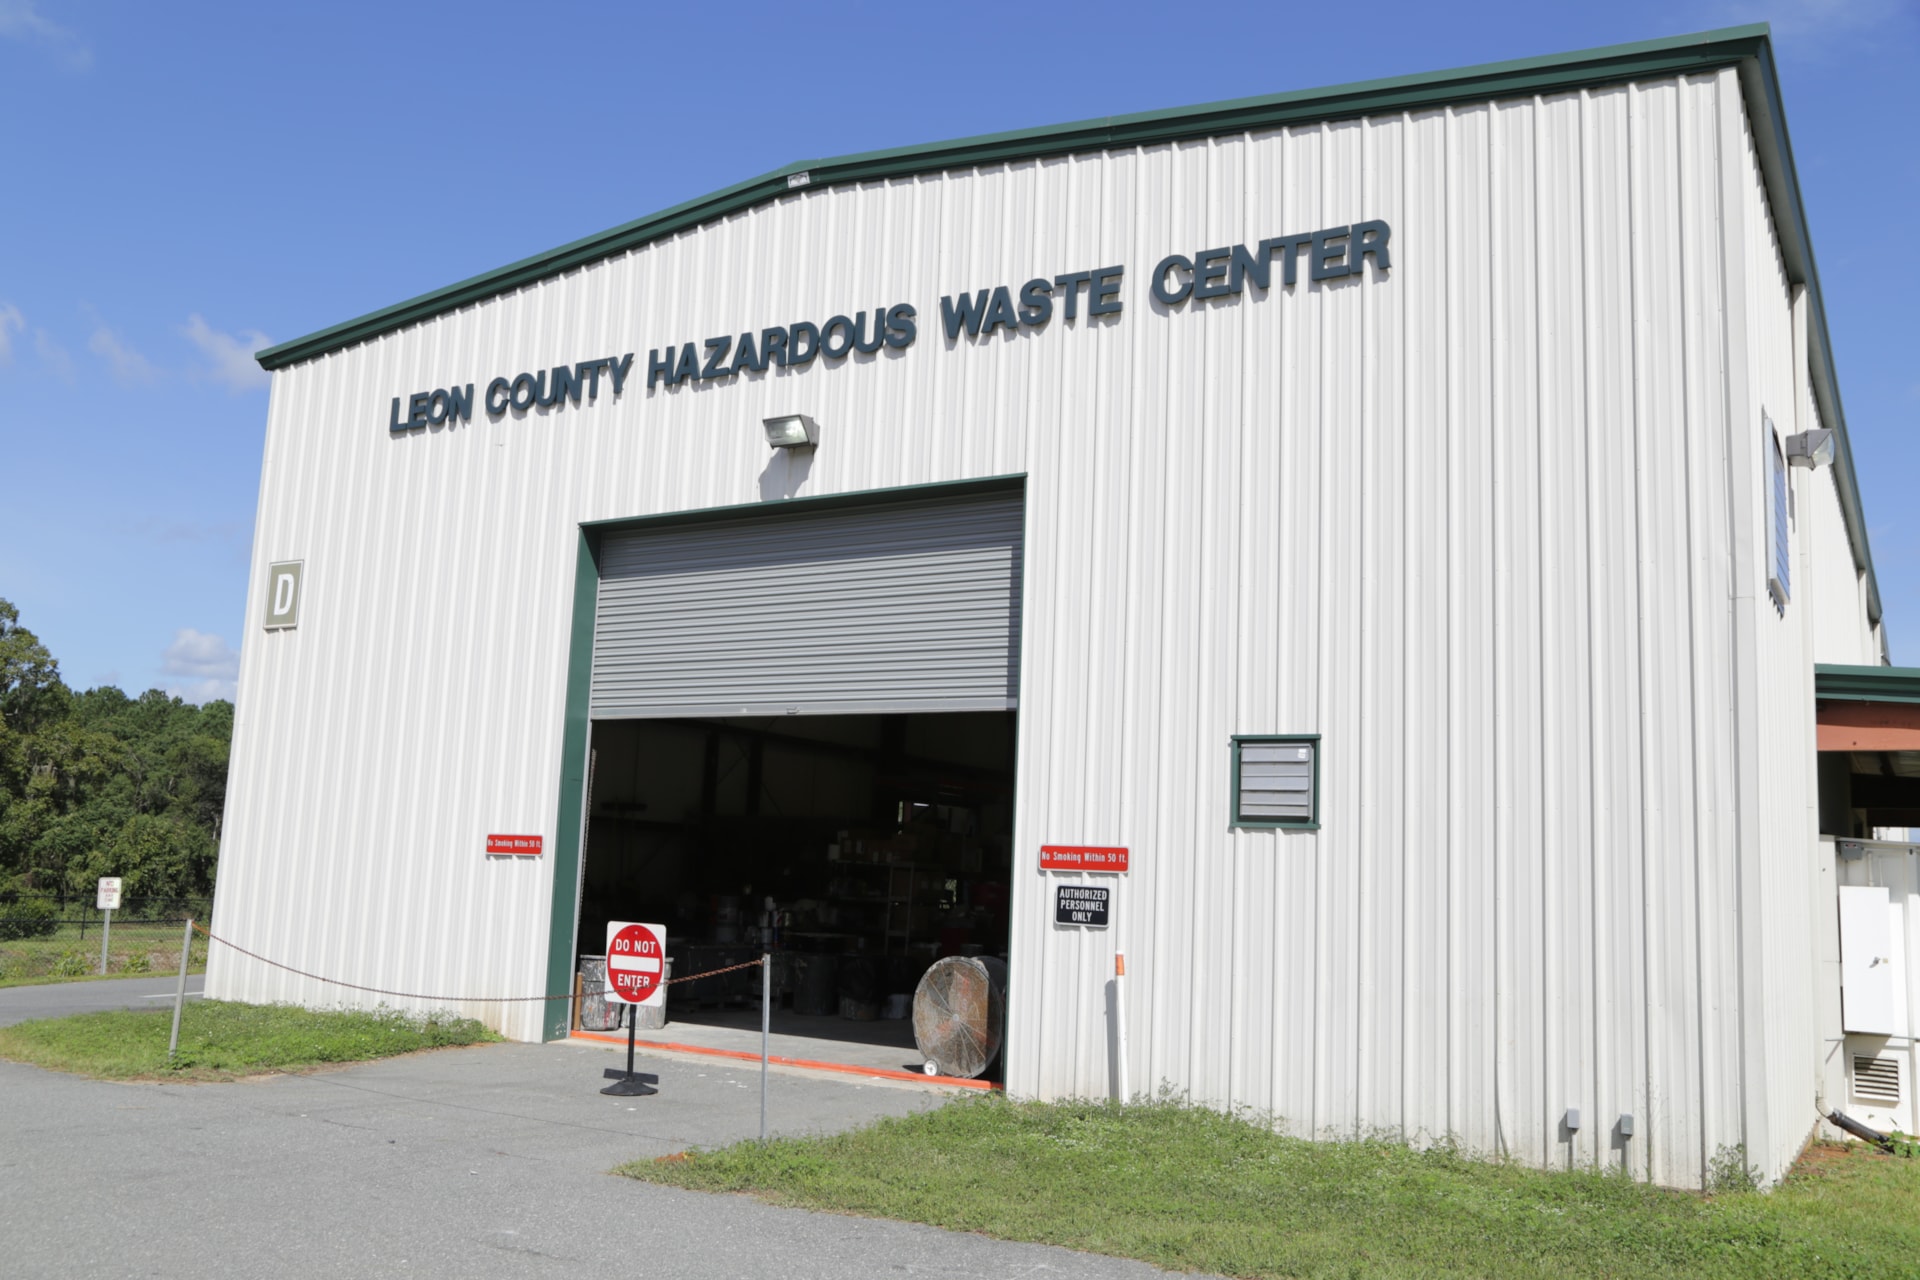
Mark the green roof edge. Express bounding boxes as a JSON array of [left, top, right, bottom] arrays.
[[1727, 37, 1884, 630], [1816, 665, 1920, 703], [250, 21, 1885, 632], [254, 24, 1771, 372]]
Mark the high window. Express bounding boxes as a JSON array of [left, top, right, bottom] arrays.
[[1767, 413, 1789, 613]]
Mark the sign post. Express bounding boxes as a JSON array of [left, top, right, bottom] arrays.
[[168, 917, 193, 1061], [96, 877, 122, 975], [600, 921, 666, 1097], [760, 953, 770, 1142]]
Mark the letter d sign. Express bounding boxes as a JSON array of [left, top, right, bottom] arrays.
[[263, 560, 304, 630]]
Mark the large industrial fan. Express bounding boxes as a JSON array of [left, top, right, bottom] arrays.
[[912, 956, 1007, 1079]]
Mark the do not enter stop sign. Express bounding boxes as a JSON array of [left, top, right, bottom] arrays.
[[605, 921, 667, 1006]]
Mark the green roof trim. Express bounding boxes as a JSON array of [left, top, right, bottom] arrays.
[[254, 24, 1772, 373], [1816, 665, 1920, 704], [251, 22, 1883, 631], [1726, 36, 1884, 629]]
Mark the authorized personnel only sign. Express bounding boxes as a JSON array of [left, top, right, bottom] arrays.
[[1039, 845, 1129, 873], [605, 921, 668, 1007], [1055, 885, 1111, 928]]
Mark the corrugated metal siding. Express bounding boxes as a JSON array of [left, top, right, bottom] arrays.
[[209, 66, 1871, 1188], [1810, 458, 1874, 665], [590, 491, 1022, 718], [1736, 91, 1818, 1185]]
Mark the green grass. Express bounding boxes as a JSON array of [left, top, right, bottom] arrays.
[[0, 921, 207, 986], [0, 1000, 499, 1081], [620, 1096, 1920, 1279]]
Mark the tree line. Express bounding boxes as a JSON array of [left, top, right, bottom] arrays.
[[1, 598, 228, 905]]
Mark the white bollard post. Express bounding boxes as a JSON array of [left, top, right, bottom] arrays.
[[760, 953, 771, 1142], [1113, 952, 1129, 1105], [168, 918, 193, 1061]]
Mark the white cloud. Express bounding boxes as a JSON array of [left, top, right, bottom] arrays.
[[34, 328, 73, 382], [0, 1, 90, 70], [0, 302, 22, 363], [166, 677, 237, 705], [183, 314, 271, 393], [161, 629, 239, 704], [1696, 0, 1909, 45], [162, 628, 239, 678], [89, 322, 158, 384]]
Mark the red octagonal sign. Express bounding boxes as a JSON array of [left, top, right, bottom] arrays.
[[605, 921, 667, 1005]]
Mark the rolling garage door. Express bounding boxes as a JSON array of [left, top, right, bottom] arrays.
[[590, 489, 1024, 718]]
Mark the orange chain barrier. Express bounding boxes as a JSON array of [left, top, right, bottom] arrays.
[[191, 921, 764, 1004]]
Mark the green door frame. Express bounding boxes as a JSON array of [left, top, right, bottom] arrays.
[[542, 529, 602, 1040]]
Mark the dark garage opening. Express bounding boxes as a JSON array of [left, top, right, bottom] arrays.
[[573, 711, 1015, 1066]]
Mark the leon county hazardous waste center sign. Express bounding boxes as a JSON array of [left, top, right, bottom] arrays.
[[384, 220, 1391, 433]]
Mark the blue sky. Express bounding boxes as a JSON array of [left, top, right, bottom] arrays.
[[1, 0, 1914, 701]]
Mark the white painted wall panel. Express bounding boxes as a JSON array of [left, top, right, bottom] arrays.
[[210, 67, 1867, 1189], [1839, 886, 1903, 1036], [1810, 457, 1875, 665], [1733, 88, 1822, 1184], [1833, 845, 1920, 1136]]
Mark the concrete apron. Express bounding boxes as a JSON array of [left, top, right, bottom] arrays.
[[568, 1014, 998, 1091]]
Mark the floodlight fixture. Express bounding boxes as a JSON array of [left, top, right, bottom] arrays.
[[763, 414, 818, 449], [1785, 428, 1835, 469]]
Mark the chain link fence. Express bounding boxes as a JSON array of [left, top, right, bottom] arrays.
[[0, 894, 211, 985]]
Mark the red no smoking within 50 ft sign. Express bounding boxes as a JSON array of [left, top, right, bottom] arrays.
[[605, 921, 667, 1006]]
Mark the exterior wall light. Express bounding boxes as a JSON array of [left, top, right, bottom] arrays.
[[763, 414, 818, 449], [1785, 429, 1835, 469]]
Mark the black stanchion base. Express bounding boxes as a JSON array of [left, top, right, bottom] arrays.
[[601, 1069, 660, 1097]]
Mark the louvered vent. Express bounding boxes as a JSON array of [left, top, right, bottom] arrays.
[[1852, 1054, 1902, 1105], [1233, 737, 1318, 827]]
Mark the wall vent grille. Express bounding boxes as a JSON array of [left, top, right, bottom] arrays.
[[1852, 1054, 1902, 1105], [1231, 737, 1318, 828]]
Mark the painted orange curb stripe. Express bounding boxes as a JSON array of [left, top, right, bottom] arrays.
[[566, 1031, 1000, 1090]]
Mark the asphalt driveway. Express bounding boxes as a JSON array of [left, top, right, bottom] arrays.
[[0, 1032, 1207, 1279], [0, 974, 204, 1027]]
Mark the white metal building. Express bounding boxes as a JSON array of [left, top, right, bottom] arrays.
[[209, 25, 1905, 1188]]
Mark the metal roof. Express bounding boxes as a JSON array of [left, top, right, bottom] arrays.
[[1816, 665, 1920, 704], [250, 23, 1884, 629]]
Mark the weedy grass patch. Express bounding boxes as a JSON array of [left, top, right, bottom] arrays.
[[620, 1095, 1920, 1279], [0, 1000, 498, 1081]]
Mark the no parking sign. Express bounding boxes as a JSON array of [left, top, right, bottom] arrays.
[[604, 921, 667, 1007]]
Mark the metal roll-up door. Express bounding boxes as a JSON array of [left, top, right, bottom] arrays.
[[591, 490, 1023, 718]]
